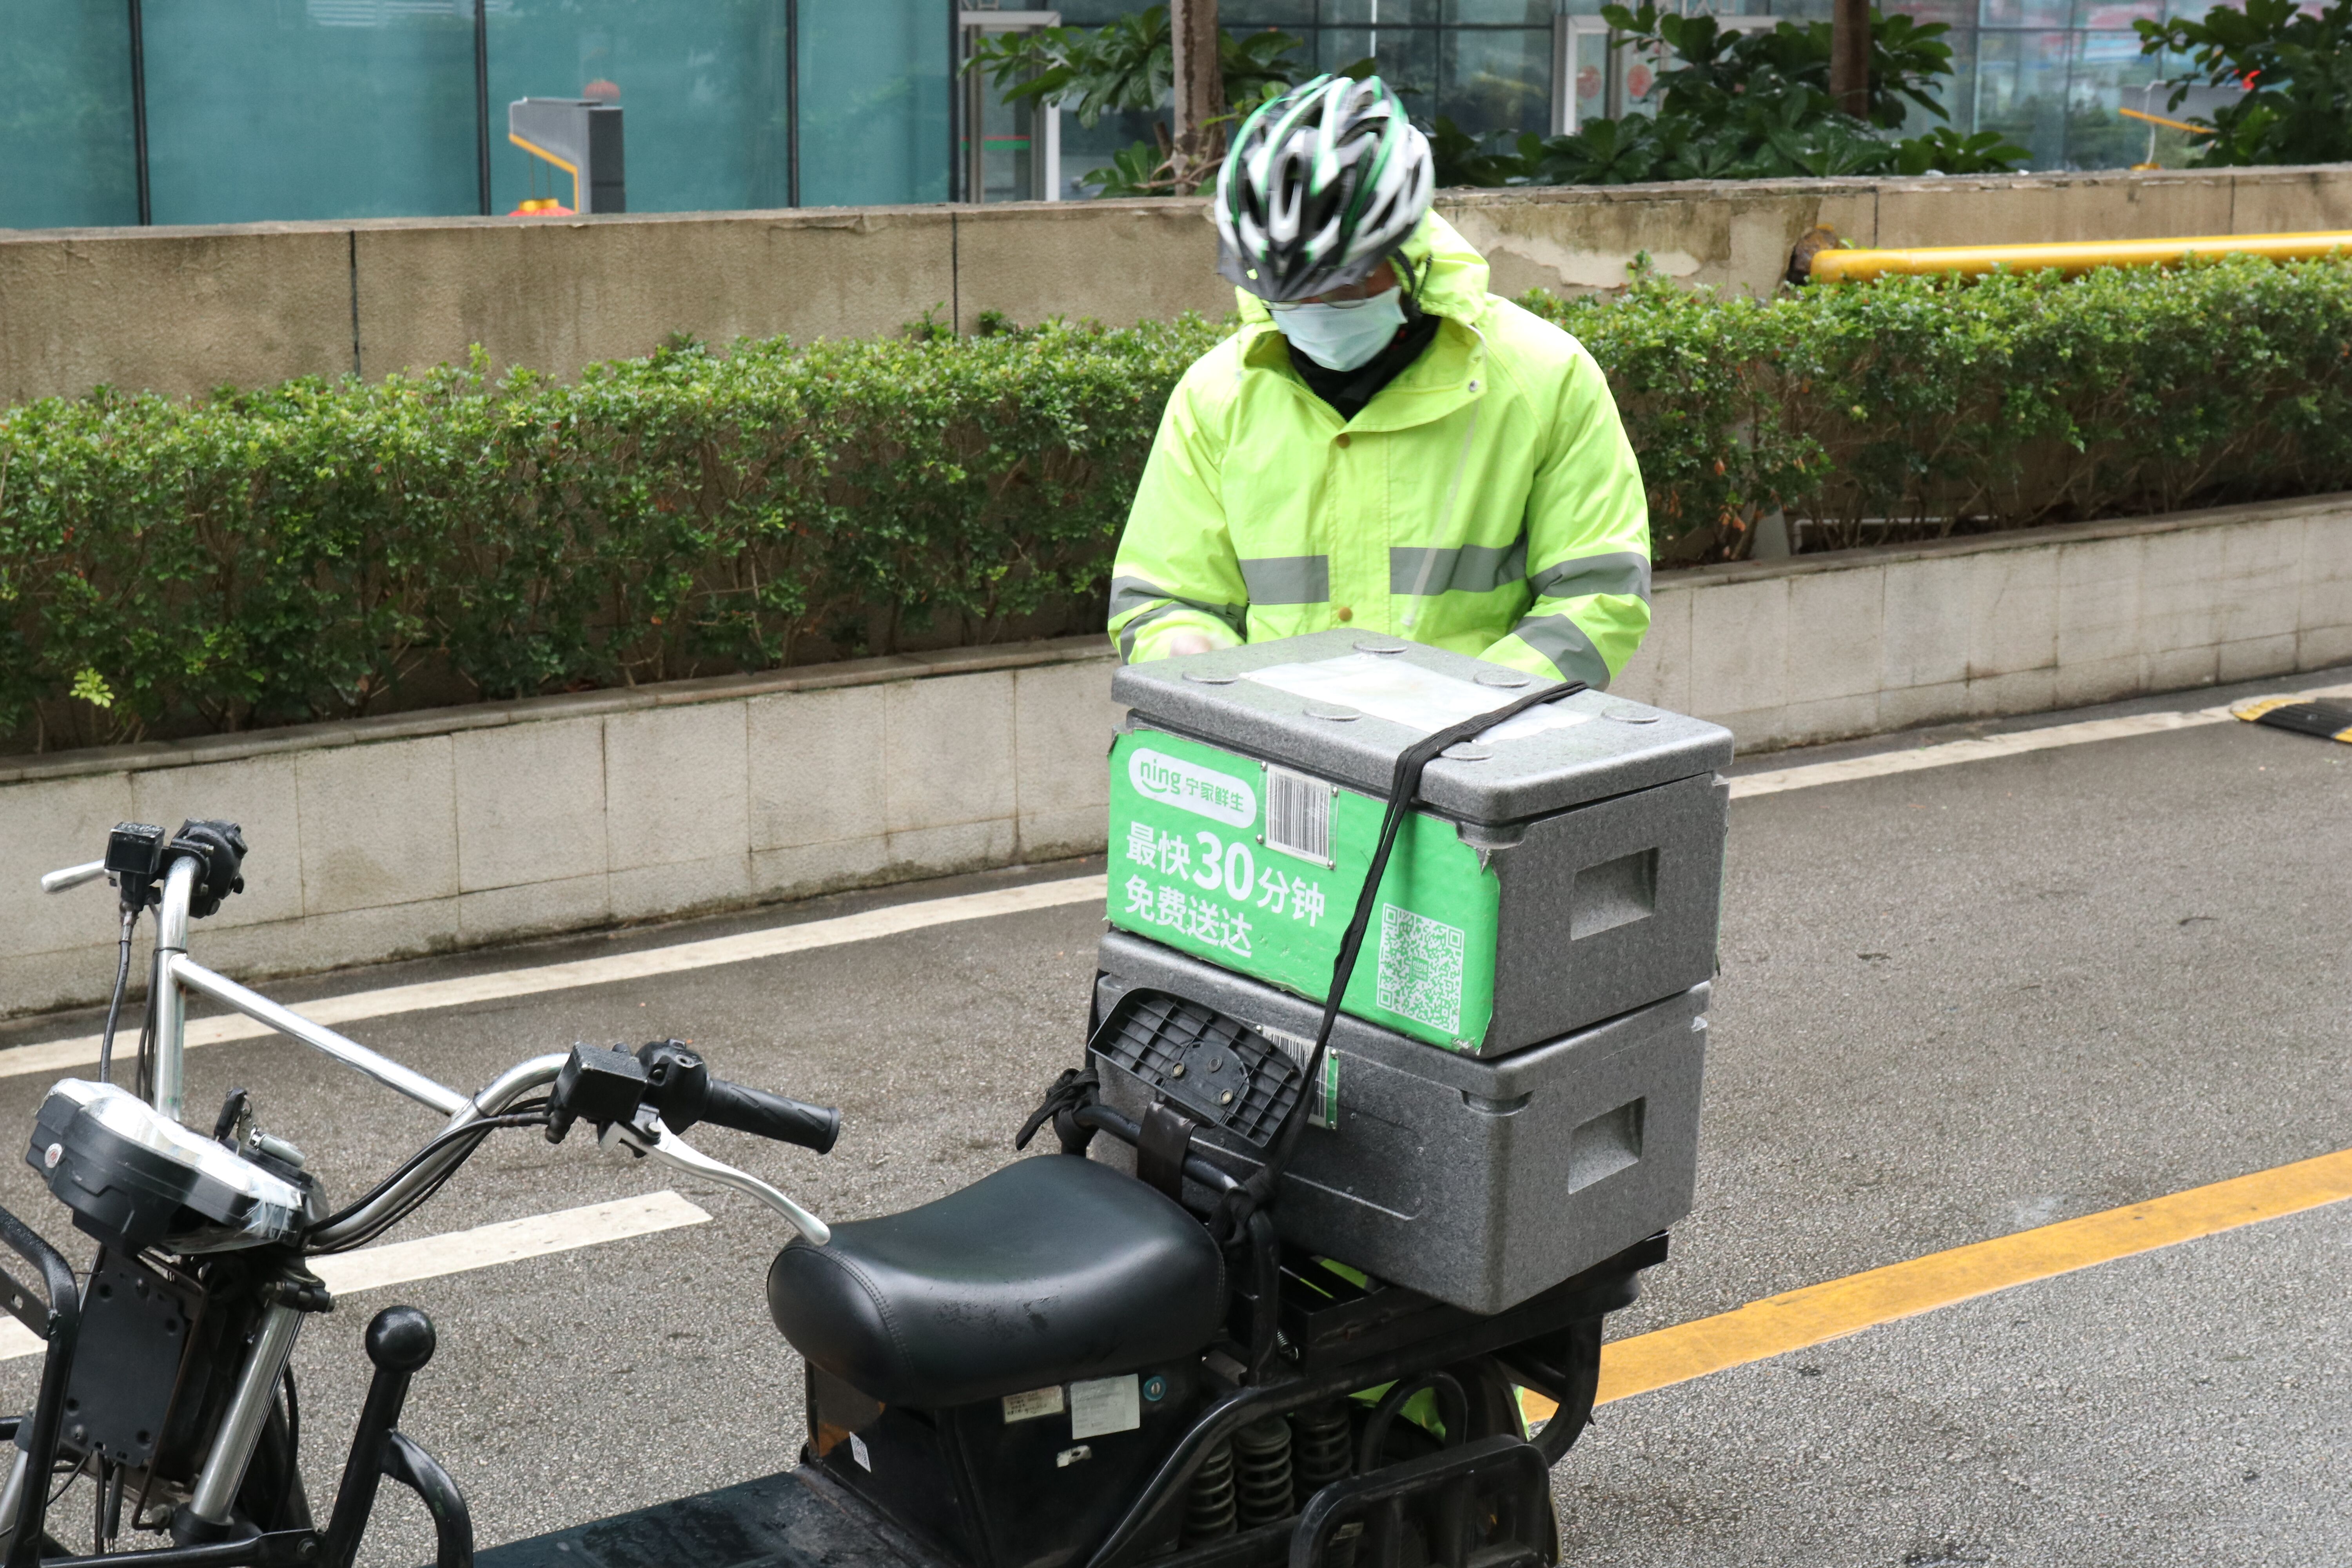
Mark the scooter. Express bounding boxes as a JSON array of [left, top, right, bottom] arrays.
[[11, 675, 1665, 1568], [10, 820, 841, 1568]]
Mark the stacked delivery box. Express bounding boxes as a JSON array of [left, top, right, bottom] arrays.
[[1091, 632, 1734, 1314]]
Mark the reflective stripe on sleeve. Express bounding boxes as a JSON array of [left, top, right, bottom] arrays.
[[1238, 555, 1332, 606], [1108, 575, 1244, 630], [1527, 550, 1652, 604], [1507, 614, 1613, 689], [1109, 576, 1247, 663], [1388, 539, 1529, 597], [1115, 603, 1208, 662]]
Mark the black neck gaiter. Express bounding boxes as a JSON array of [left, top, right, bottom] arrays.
[[1288, 308, 1445, 423]]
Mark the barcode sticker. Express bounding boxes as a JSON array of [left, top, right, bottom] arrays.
[[1264, 766, 1333, 867], [1262, 1026, 1339, 1129]]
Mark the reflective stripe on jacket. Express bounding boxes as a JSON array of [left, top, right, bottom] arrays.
[[1108, 212, 1651, 687]]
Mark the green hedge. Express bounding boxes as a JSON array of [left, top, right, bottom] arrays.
[[5, 256, 2351, 751], [1543, 255, 2352, 562], [0, 319, 1208, 751]]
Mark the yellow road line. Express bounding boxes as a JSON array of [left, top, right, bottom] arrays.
[[1522, 1145, 2352, 1423]]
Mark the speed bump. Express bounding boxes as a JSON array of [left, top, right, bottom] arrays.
[[2231, 696, 2352, 743]]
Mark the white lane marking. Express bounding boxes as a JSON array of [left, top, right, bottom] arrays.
[[4, 875, 1111, 1082], [1729, 681, 2352, 800], [309, 1190, 710, 1294], [0, 1191, 710, 1361]]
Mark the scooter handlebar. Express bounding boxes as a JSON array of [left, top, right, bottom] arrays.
[[627, 1039, 840, 1154], [698, 1079, 840, 1154], [550, 1039, 842, 1154]]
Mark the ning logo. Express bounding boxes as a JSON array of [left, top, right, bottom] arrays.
[[1129, 748, 1256, 829]]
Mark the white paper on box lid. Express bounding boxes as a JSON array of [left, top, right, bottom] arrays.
[[1242, 654, 1592, 741]]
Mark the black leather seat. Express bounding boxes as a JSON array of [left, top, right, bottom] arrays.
[[768, 1155, 1226, 1407]]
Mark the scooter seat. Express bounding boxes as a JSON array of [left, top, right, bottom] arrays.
[[767, 1154, 1226, 1407]]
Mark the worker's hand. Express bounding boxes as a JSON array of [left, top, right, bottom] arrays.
[[1165, 632, 1216, 658]]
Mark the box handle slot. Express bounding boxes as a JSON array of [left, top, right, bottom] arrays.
[[1569, 848, 1658, 940], [1566, 1097, 1644, 1192]]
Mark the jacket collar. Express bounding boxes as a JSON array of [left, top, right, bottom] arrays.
[[1233, 211, 1493, 433]]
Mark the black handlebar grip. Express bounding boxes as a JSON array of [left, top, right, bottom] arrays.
[[701, 1079, 840, 1154]]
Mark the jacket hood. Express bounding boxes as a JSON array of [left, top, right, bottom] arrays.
[[1233, 211, 1492, 329]]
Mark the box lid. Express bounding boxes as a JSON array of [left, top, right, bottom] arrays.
[[1110, 631, 1733, 823]]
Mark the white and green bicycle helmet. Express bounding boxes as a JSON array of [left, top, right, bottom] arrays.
[[1214, 74, 1435, 304]]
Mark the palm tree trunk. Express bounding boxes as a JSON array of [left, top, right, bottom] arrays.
[[1831, 0, 1871, 120], [1170, 0, 1226, 191]]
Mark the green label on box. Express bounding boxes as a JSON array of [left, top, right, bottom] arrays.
[[1105, 729, 1500, 1051]]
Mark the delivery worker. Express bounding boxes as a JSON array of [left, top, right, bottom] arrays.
[[1108, 74, 1651, 688]]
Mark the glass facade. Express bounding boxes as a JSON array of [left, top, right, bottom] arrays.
[[802, 3, 950, 207], [0, 0, 2247, 231], [1059, 0, 1564, 138], [1958, 0, 2210, 172], [0, 0, 140, 228], [143, 0, 481, 225], [1055, 0, 2214, 167], [0, 0, 947, 228], [485, 0, 800, 216]]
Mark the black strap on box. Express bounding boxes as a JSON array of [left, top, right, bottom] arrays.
[[1212, 676, 1589, 1242]]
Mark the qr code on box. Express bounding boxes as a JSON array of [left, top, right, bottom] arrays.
[[1376, 905, 1466, 1035]]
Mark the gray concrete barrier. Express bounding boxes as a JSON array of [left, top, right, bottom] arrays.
[[4, 495, 2345, 1018], [7, 166, 2352, 405], [1610, 495, 2352, 751]]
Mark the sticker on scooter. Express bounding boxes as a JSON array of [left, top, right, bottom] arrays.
[[1002, 1385, 1065, 1423], [1069, 1374, 1142, 1438]]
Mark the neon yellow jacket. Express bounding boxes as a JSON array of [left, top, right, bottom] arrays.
[[1108, 212, 1650, 687]]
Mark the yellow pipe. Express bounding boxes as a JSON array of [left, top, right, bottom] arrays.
[[2118, 105, 2212, 136], [1809, 229, 2352, 283]]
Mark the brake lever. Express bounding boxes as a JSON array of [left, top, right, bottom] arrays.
[[600, 1121, 831, 1246], [40, 861, 108, 894]]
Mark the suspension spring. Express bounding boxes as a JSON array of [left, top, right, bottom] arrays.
[[1232, 1415, 1295, 1530], [1289, 1400, 1354, 1501], [1183, 1438, 1237, 1544]]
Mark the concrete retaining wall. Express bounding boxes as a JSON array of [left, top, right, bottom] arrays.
[[2, 644, 1127, 1020], [4, 497, 2345, 1019], [1609, 495, 2352, 751], [7, 165, 2352, 405]]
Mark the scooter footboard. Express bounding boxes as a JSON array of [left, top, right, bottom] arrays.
[[1292, 1436, 1552, 1568]]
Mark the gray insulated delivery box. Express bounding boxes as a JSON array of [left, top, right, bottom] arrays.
[[1108, 630, 1733, 1057], [1091, 933, 1709, 1315]]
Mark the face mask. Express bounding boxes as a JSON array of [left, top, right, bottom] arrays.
[[1270, 286, 1408, 372]]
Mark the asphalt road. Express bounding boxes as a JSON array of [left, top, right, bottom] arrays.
[[2, 670, 2346, 1567]]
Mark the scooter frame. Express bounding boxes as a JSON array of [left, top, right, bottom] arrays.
[[11, 854, 833, 1568]]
